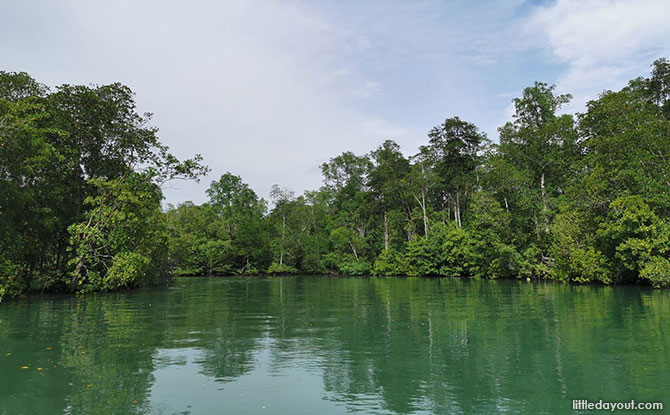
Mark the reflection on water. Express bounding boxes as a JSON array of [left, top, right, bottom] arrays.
[[1, 277, 669, 415]]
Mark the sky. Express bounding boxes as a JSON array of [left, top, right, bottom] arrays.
[[2, 0, 670, 204]]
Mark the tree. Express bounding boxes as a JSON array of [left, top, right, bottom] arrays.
[[0, 97, 64, 295], [269, 184, 296, 272], [67, 173, 169, 292], [0, 72, 207, 297], [207, 173, 269, 274], [423, 116, 489, 227], [578, 80, 670, 213], [321, 151, 375, 270], [647, 58, 670, 119], [466, 192, 520, 279], [0, 71, 48, 101], [166, 202, 222, 275], [497, 82, 578, 254], [407, 148, 436, 238], [368, 140, 410, 251], [9, 60, 670, 295]]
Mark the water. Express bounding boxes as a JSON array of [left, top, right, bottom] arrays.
[[1, 276, 668, 415]]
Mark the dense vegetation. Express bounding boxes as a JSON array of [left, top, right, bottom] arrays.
[[0, 72, 207, 299], [165, 59, 670, 289], [2, 59, 670, 299]]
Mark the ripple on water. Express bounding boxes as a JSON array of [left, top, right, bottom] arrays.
[[0, 276, 668, 415]]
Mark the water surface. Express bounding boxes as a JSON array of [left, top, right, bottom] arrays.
[[1, 277, 669, 414]]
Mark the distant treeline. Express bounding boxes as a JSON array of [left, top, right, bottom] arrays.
[[2, 59, 670, 299], [165, 59, 670, 288]]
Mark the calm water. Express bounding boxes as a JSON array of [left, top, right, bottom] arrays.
[[1, 277, 669, 415]]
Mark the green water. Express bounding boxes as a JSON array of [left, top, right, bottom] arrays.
[[1, 277, 668, 415]]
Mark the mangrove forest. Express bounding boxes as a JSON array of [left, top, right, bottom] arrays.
[[2, 58, 670, 300]]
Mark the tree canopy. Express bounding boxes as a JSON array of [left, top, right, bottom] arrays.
[[165, 59, 670, 289], [3, 59, 670, 300], [0, 72, 207, 298]]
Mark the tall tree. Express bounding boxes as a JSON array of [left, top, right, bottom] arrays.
[[423, 116, 488, 227], [368, 140, 410, 251], [497, 82, 578, 250], [1, 72, 207, 297], [207, 173, 268, 273], [270, 184, 296, 271]]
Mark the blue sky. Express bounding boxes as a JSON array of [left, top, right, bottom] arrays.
[[2, 0, 670, 204]]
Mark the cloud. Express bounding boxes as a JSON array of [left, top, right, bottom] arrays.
[[464, 55, 498, 66], [354, 36, 372, 52], [350, 82, 381, 100], [525, 0, 670, 107], [0, 0, 420, 203], [4, 0, 667, 205]]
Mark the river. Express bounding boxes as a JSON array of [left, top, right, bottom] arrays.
[[1, 276, 668, 414]]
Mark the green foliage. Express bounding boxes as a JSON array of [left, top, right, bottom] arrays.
[[0, 71, 206, 297], [466, 192, 520, 279], [6, 60, 670, 296], [337, 259, 372, 276], [166, 174, 270, 276], [104, 252, 152, 291], [423, 117, 489, 218], [373, 249, 403, 276], [639, 256, 670, 288], [159, 58, 670, 288], [518, 244, 550, 280], [267, 262, 298, 275], [322, 251, 371, 276], [400, 223, 480, 277], [0, 95, 66, 294], [485, 243, 522, 280], [67, 173, 170, 292], [0, 71, 48, 100], [568, 248, 612, 284], [549, 210, 611, 283], [596, 196, 670, 283], [166, 203, 219, 275], [0, 258, 20, 301]]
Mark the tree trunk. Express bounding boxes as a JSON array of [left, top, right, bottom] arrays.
[[69, 259, 84, 292], [540, 172, 547, 211], [455, 191, 462, 228], [383, 210, 389, 251], [447, 195, 451, 222], [358, 224, 365, 237], [540, 172, 549, 233], [421, 188, 428, 237], [411, 190, 428, 237], [403, 203, 414, 242], [349, 240, 359, 261], [279, 214, 285, 267]]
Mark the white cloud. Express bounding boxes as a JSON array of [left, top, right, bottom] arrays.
[[6, 0, 667, 205], [0, 0, 418, 203], [350, 81, 381, 100], [464, 54, 498, 66], [354, 36, 372, 52], [526, 0, 670, 107]]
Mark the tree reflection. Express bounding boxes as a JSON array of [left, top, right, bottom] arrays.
[[1, 277, 669, 415]]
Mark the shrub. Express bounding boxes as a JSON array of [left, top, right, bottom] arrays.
[[640, 256, 670, 288], [372, 249, 402, 276], [338, 259, 372, 276], [267, 262, 298, 275]]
